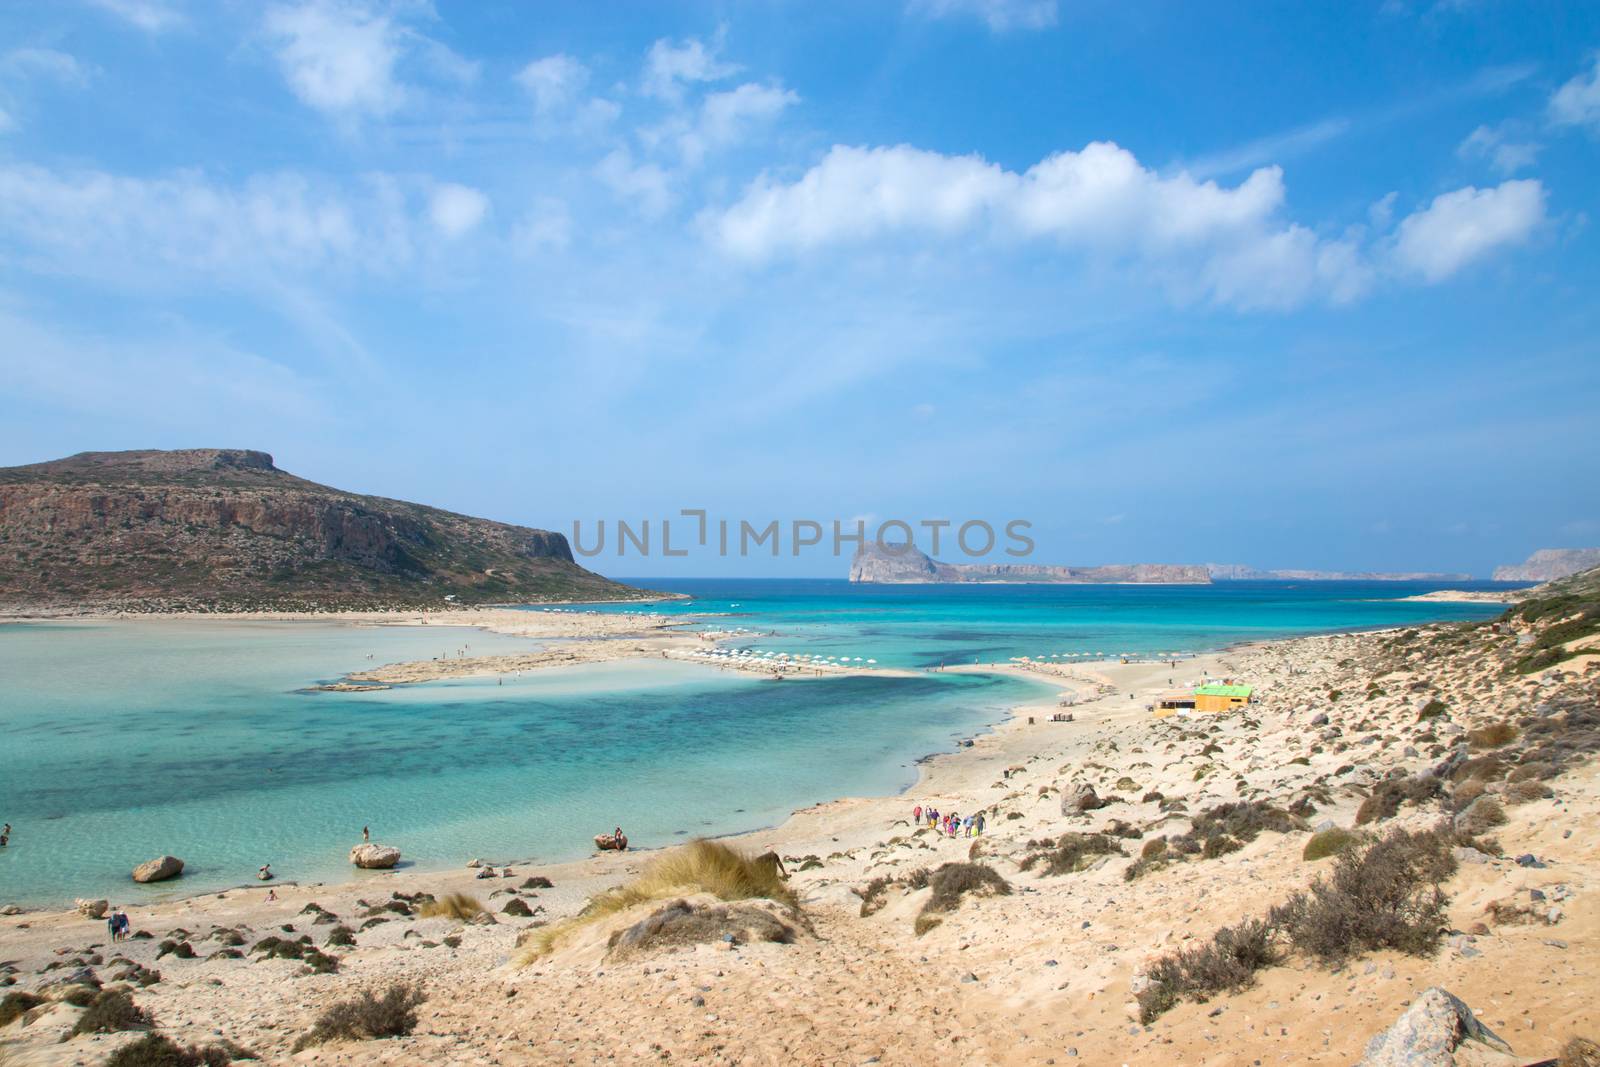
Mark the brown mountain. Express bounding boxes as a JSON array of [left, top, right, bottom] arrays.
[[0, 448, 642, 611]]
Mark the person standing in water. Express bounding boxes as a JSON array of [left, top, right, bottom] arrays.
[[362, 826, 370, 842]]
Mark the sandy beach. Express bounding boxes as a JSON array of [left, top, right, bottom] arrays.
[[2, 610, 1597, 1065]]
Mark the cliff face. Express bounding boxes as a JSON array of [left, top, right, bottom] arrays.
[[848, 542, 1210, 584], [1493, 548, 1600, 583], [0, 449, 636, 610]]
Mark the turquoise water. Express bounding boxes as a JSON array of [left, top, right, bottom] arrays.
[[0, 620, 1043, 906], [0, 581, 1516, 906], [582, 578, 1524, 668]]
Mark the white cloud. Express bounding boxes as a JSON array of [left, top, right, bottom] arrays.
[[515, 53, 587, 114], [1457, 123, 1540, 174], [596, 148, 672, 218], [642, 36, 737, 102], [85, 0, 185, 33], [704, 141, 1374, 309], [0, 48, 94, 87], [1391, 179, 1545, 282], [0, 163, 418, 277], [512, 198, 571, 255], [1550, 53, 1600, 131], [908, 0, 1058, 32], [263, 1, 404, 119], [428, 182, 489, 239], [699, 83, 798, 147], [658, 81, 799, 165]]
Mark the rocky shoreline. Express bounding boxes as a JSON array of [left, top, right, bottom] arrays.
[[3, 592, 1598, 1064]]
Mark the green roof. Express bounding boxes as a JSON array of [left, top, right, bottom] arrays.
[[1194, 684, 1253, 698]]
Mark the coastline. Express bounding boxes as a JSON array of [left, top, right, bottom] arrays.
[[4, 600, 1597, 1064]]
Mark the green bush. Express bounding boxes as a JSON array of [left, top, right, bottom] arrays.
[[1302, 827, 1359, 861]]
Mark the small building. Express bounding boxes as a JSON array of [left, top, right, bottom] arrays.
[[1193, 683, 1253, 713], [1152, 690, 1198, 717]]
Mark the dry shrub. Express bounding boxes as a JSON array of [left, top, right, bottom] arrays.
[[105, 1033, 256, 1067], [1451, 778, 1487, 811], [606, 898, 797, 956], [1272, 826, 1456, 965], [1020, 832, 1124, 876], [520, 840, 795, 960], [1188, 801, 1300, 845], [1302, 827, 1360, 861], [1140, 838, 1168, 860], [71, 990, 152, 1037], [1454, 797, 1507, 836], [1468, 721, 1518, 750], [0, 991, 44, 1027], [1136, 918, 1277, 1023], [1559, 1036, 1600, 1067], [857, 876, 893, 917], [417, 893, 483, 921], [1356, 776, 1444, 825], [293, 983, 425, 1050], [1504, 779, 1552, 804], [920, 863, 1011, 926]]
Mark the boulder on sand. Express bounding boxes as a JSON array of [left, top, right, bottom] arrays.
[[1060, 784, 1105, 816], [131, 856, 184, 883], [349, 843, 401, 869], [1358, 986, 1517, 1066], [75, 898, 109, 919]]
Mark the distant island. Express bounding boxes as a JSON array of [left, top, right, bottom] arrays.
[[1493, 547, 1600, 582], [0, 448, 644, 612], [849, 542, 1208, 584], [849, 542, 1475, 585], [1204, 563, 1473, 582]]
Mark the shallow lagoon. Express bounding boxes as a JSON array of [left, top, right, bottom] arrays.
[[0, 619, 1041, 905]]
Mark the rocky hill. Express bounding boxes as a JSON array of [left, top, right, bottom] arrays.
[[0, 449, 642, 611], [848, 541, 1210, 584], [1207, 563, 1474, 581], [1493, 547, 1600, 582]]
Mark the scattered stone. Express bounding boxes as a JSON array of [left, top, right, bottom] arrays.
[[1358, 986, 1516, 1066], [132, 855, 184, 883], [349, 844, 401, 869], [75, 899, 109, 919]]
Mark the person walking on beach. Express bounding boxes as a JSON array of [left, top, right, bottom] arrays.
[[974, 811, 985, 836], [913, 804, 922, 825]]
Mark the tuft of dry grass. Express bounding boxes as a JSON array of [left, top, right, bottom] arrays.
[[519, 840, 796, 960], [418, 893, 484, 921], [1468, 721, 1519, 750], [913, 862, 1010, 934]]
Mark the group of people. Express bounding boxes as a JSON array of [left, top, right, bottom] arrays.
[[912, 804, 984, 838], [105, 910, 132, 940]]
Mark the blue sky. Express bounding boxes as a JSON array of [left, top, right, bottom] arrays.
[[1, 0, 1597, 578]]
